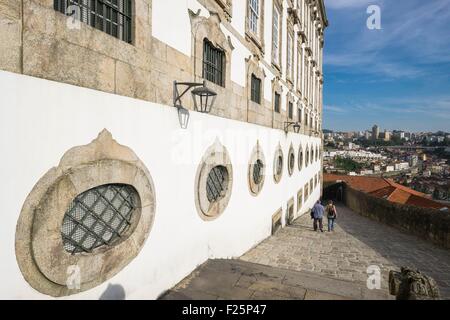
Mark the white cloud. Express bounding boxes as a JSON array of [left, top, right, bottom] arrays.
[[325, 0, 375, 9], [323, 105, 348, 113]]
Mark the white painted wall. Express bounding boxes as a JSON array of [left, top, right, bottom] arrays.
[[0, 70, 321, 299]]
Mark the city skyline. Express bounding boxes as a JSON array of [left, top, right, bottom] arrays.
[[323, 0, 450, 132]]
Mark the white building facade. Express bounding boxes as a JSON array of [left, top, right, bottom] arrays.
[[0, 0, 327, 299]]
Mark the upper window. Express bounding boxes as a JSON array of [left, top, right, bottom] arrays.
[[203, 39, 225, 87], [287, 33, 294, 79], [274, 92, 281, 113], [288, 102, 293, 119], [249, 0, 260, 35], [272, 4, 281, 65], [251, 74, 262, 104], [297, 107, 302, 123], [54, 0, 132, 43]]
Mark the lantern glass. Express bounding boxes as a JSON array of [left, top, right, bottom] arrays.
[[177, 106, 190, 129], [191, 86, 217, 113]]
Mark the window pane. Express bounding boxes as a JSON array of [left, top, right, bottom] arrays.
[[54, 0, 131, 43], [203, 40, 225, 87]]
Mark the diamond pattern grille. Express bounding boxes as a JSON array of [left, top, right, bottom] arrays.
[[61, 184, 139, 254], [206, 166, 228, 203]]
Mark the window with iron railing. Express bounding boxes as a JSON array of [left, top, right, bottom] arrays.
[[288, 101, 293, 119], [203, 39, 225, 87], [54, 0, 132, 43], [251, 74, 261, 104], [274, 92, 281, 113]]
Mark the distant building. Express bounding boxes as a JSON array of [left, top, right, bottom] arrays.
[[372, 125, 379, 140], [408, 155, 418, 167], [325, 174, 448, 210], [394, 162, 410, 171]]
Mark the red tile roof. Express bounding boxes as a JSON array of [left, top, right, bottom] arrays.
[[324, 174, 447, 210]]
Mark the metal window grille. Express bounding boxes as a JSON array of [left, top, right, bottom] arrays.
[[253, 159, 264, 184], [203, 39, 225, 87], [289, 153, 295, 171], [249, 0, 259, 34], [274, 92, 280, 113], [251, 74, 261, 104], [288, 102, 293, 119], [276, 156, 283, 175], [206, 166, 228, 203], [61, 184, 139, 254], [54, 0, 132, 43], [305, 148, 309, 166], [299, 150, 303, 169]]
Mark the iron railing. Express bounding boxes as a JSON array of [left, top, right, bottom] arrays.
[[203, 40, 225, 87]]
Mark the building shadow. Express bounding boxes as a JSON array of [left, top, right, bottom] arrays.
[[330, 202, 450, 298]]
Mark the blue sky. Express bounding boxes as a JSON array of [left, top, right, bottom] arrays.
[[322, 0, 450, 132]]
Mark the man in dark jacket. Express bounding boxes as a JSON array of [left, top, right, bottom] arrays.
[[312, 200, 325, 232]]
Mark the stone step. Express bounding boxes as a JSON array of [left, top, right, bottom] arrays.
[[159, 259, 393, 300]]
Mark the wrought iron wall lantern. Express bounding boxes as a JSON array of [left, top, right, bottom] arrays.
[[173, 80, 217, 128], [284, 121, 301, 134]]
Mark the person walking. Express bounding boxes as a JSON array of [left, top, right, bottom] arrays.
[[326, 200, 337, 232], [312, 200, 324, 232]]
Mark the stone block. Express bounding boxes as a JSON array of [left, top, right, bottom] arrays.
[[23, 34, 116, 93], [115, 61, 152, 101], [0, 0, 22, 19], [0, 14, 21, 73]]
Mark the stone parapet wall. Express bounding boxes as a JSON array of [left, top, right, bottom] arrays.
[[341, 184, 450, 250]]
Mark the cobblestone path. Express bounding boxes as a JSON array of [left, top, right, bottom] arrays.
[[240, 203, 450, 298]]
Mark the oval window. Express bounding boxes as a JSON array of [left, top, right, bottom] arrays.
[[253, 159, 264, 185], [61, 184, 140, 254], [206, 165, 229, 203]]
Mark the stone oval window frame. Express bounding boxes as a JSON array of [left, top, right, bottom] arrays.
[[287, 144, 295, 176], [195, 140, 233, 221], [248, 141, 266, 196], [273, 145, 284, 184], [15, 130, 156, 297]]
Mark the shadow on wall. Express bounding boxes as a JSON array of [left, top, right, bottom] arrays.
[[99, 283, 126, 300]]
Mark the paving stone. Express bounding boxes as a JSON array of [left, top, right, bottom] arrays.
[[240, 204, 450, 299]]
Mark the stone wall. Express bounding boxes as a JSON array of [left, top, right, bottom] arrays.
[[335, 183, 450, 250], [0, 0, 319, 134]]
